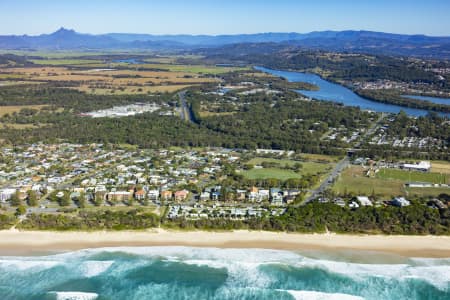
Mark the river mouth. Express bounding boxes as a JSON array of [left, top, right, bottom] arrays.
[[255, 66, 449, 117]]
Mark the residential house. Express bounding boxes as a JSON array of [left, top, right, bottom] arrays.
[[258, 189, 270, 202], [148, 190, 160, 201], [107, 191, 131, 202], [392, 197, 411, 207], [356, 196, 373, 206], [161, 190, 173, 201], [134, 189, 146, 201], [200, 191, 211, 201], [234, 189, 246, 201], [270, 188, 284, 206], [175, 190, 189, 202], [211, 191, 221, 201]]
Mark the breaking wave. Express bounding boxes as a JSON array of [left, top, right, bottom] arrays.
[[0, 246, 448, 299]]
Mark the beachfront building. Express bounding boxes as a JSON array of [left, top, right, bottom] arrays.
[[356, 196, 373, 206], [392, 197, 411, 207]]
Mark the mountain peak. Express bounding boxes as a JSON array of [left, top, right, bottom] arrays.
[[52, 27, 76, 35]]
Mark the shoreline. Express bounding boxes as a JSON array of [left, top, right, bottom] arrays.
[[0, 229, 449, 257]]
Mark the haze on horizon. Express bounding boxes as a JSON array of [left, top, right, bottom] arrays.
[[0, 0, 449, 37]]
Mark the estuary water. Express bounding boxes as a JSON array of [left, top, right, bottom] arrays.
[[0, 246, 449, 299], [255, 66, 449, 117]]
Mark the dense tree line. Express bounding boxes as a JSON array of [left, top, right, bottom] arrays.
[[356, 89, 450, 113], [168, 202, 450, 235], [0, 214, 16, 229], [0, 88, 371, 154], [0, 84, 172, 113], [11, 202, 450, 235], [18, 209, 160, 230]]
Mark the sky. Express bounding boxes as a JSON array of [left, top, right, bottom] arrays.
[[0, 0, 449, 36]]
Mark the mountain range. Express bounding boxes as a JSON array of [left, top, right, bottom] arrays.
[[1, 28, 449, 58]]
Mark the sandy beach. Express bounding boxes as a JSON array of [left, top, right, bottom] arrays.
[[0, 229, 449, 257]]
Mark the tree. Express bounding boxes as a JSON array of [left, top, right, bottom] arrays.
[[77, 192, 86, 208], [59, 192, 71, 207], [15, 205, 26, 217], [27, 190, 38, 207], [10, 191, 21, 207]]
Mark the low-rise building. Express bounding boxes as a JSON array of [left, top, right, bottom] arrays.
[[392, 197, 411, 207]]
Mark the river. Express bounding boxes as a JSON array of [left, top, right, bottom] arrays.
[[255, 66, 449, 117]]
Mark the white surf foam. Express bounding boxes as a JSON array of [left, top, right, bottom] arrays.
[[0, 259, 59, 271], [15, 246, 450, 291], [283, 290, 365, 300], [78, 260, 114, 277], [47, 291, 98, 300], [297, 257, 450, 290]]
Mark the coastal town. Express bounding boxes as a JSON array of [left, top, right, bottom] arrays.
[[1, 143, 448, 222]]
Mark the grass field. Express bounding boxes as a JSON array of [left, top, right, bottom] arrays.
[[298, 153, 341, 163], [431, 161, 450, 175], [333, 166, 405, 197], [240, 168, 302, 180], [376, 168, 449, 184], [29, 59, 104, 65], [407, 187, 450, 197], [242, 157, 333, 180]]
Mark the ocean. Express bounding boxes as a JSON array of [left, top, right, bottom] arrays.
[[0, 246, 449, 300]]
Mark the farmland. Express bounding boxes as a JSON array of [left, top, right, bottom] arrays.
[[0, 53, 250, 95], [0, 64, 220, 94]]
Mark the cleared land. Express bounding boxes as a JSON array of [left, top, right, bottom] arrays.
[[0, 66, 219, 94], [0, 105, 49, 117], [431, 161, 450, 175], [241, 157, 333, 180], [376, 168, 449, 184], [407, 187, 450, 197], [333, 166, 405, 197], [241, 168, 302, 180]]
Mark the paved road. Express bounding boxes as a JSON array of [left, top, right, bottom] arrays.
[[303, 156, 350, 204], [178, 90, 194, 123], [354, 113, 385, 148], [302, 114, 385, 204]]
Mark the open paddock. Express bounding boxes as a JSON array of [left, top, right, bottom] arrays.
[[0, 105, 49, 117]]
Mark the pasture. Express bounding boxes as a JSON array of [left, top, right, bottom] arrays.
[[0, 65, 219, 95]]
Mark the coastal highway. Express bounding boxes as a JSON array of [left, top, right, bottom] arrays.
[[303, 156, 350, 204], [303, 114, 384, 204], [178, 90, 194, 123]]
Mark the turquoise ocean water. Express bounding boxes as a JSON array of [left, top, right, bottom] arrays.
[[0, 246, 449, 300]]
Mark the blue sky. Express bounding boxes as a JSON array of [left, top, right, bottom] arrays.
[[0, 0, 449, 36]]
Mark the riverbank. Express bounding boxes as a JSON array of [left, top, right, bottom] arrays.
[[0, 229, 449, 257]]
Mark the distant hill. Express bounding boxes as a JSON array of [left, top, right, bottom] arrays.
[[0, 28, 449, 58]]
